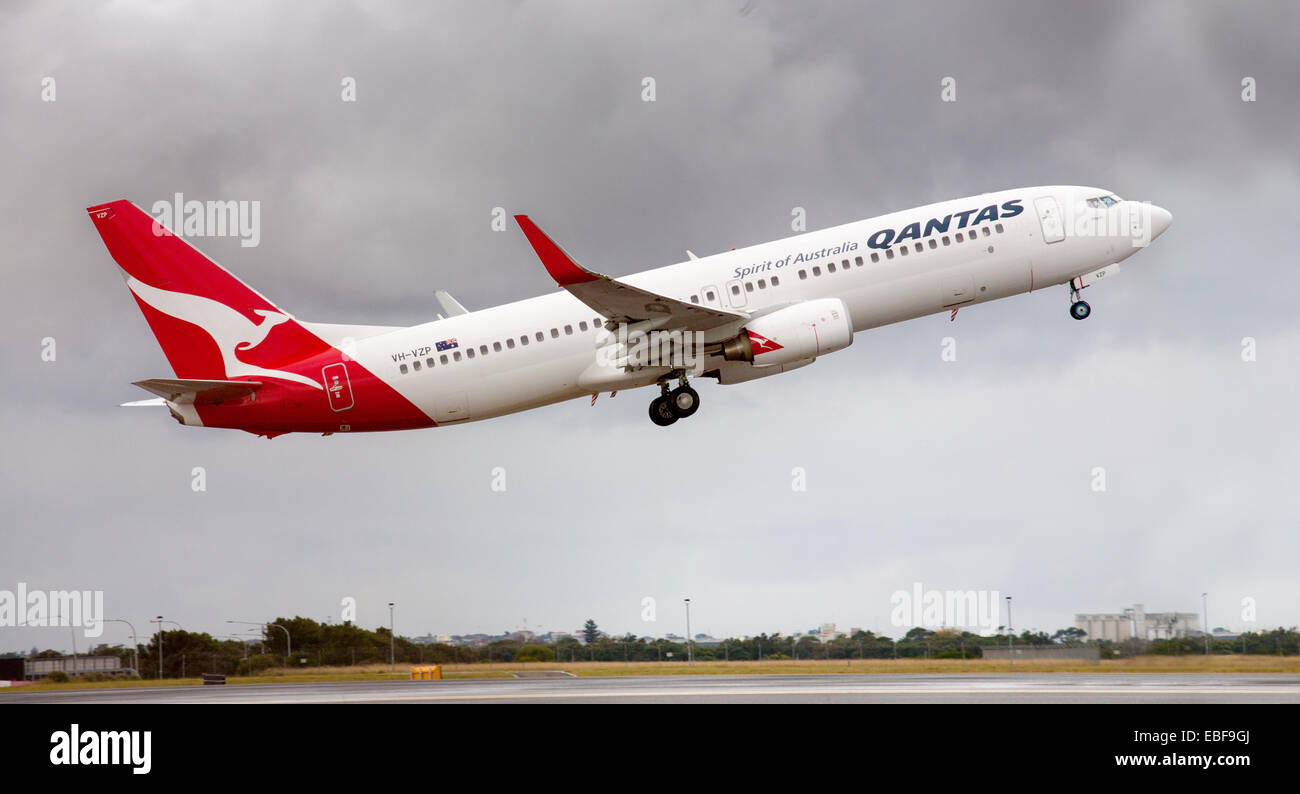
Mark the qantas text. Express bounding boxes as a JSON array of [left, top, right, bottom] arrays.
[[731, 199, 1023, 280]]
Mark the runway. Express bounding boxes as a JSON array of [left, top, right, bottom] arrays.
[[5, 673, 1300, 703]]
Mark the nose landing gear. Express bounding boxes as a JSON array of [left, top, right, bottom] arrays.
[[648, 375, 700, 426], [1068, 282, 1092, 321]]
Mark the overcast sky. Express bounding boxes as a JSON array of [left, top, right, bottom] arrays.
[[2, 0, 1297, 652]]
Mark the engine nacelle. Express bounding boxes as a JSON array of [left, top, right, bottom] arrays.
[[721, 298, 853, 367]]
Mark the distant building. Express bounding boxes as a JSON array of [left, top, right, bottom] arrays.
[[1075, 604, 1204, 642], [24, 656, 127, 679], [817, 623, 842, 642]]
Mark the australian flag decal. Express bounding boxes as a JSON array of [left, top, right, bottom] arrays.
[[436, 338, 459, 352]]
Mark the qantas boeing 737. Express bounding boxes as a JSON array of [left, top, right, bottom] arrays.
[[88, 186, 1171, 435]]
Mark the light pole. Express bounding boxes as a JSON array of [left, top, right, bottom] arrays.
[[221, 633, 256, 674], [227, 621, 289, 671], [151, 616, 164, 679], [1202, 592, 1209, 655], [389, 602, 395, 673], [684, 598, 692, 665], [94, 618, 140, 676], [1006, 596, 1013, 667]]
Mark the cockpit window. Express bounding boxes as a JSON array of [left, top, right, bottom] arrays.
[[1088, 194, 1122, 208]]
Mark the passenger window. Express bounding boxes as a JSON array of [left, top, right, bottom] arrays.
[[886, 248, 895, 260], [812, 266, 821, 276], [453, 351, 462, 361], [579, 321, 588, 331], [466, 348, 475, 359], [426, 358, 435, 368], [942, 236, 951, 246], [479, 345, 488, 355], [914, 243, 922, 253], [705, 291, 715, 301], [520, 336, 529, 346], [440, 354, 449, 364], [506, 338, 515, 349], [995, 223, 1004, 233], [982, 227, 991, 237], [855, 256, 863, 266], [771, 276, 780, 286], [690, 295, 699, 304], [928, 239, 937, 249], [871, 252, 880, 263], [827, 263, 836, 273], [757, 279, 766, 289], [900, 246, 909, 257], [536, 332, 544, 342], [799, 270, 807, 280], [955, 232, 964, 242], [550, 328, 559, 338], [493, 342, 502, 352], [731, 284, 740, 295], [745, 282, 754, 292], [412, 360, 421, 371], [400, 363, 408, 374]]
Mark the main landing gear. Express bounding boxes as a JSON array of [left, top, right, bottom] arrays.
[[1068, 283, 1091, 321], [648, 375, 700, 427]]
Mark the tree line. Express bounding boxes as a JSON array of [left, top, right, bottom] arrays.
[[21, 618, 1300, 678]]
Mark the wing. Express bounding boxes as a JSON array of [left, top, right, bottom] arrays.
[[514, 215, 747, 332]]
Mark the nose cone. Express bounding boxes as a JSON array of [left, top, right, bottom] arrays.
[[1150, 204, 1172, 239]]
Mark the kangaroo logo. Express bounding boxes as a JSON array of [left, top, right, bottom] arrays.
[[126, 276, 322, 389]]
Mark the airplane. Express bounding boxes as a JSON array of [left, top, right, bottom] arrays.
[[88, 185, 1171, 435]]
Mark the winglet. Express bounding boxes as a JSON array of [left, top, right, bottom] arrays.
[[434, 290, 469, 317], [514, 215, 601, 286]]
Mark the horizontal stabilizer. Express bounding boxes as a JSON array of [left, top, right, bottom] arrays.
[[120, 397, 167, 407], [132, 378, 262, 404]]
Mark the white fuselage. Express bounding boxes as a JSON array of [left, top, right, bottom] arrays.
[[340, 185, 1165, 425]]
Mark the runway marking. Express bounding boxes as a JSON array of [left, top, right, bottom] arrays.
[[221, 687, 1300, 704]]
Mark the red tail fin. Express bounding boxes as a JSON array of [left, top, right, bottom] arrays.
[[87, 200, 329, 388]]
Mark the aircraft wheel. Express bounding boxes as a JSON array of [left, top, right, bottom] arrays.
[[669, 385, 700, 418], [1070, 300, 1091, 320], [649, 396, 678, 426]]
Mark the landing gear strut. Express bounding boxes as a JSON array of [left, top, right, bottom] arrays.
[[648, 375, 700, 426]]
